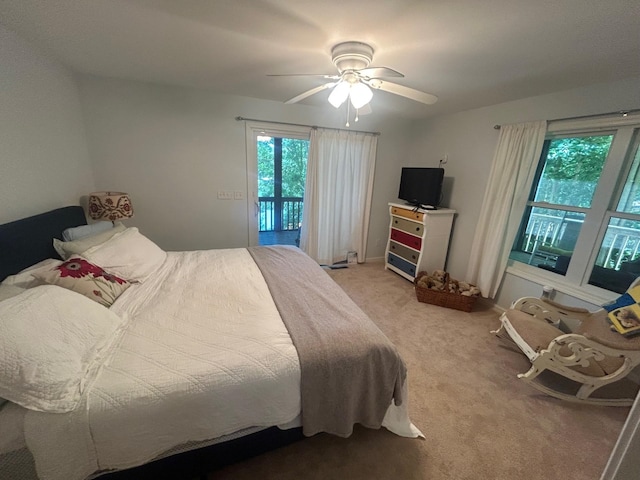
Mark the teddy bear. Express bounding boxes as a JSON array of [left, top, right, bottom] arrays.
[[427, 276, 445, 291], [416, 272, 445, 291], [431, 269, 448, 283], [458, 281, 481, 297]]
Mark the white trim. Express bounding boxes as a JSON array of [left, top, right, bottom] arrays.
[[600, 390, 640, 480], [505, 262, 617, 306], [549, 113, 640, 134]]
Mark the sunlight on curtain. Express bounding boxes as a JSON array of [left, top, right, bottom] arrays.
[[466, 120, 547, 298], [300, 128, 377, 265]]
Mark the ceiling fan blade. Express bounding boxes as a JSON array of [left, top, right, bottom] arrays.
[[285, 82, 336, 104], [367, 79, 438, 105], [358, 67, 404, 79]]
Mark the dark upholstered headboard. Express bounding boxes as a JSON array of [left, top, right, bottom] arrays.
[[0, 206, 87, 282]]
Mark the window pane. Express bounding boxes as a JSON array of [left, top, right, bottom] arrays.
[[589, 217, 640, 293], [532, 135, 613, 208], [616, 138, 640, 214], [281, 138, 308, 197], [257, 136, 274, 197], [510, 206, 585, 275]]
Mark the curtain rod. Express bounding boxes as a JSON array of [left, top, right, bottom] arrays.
[[235, 116, 380, 136], [493, 109, 640, 130]]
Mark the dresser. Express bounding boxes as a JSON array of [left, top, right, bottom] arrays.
[[385, 203, 455, 281]]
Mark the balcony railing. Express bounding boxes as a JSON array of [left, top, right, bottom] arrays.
[[521, 212, 640, 269], [258, 196, 303, 232]]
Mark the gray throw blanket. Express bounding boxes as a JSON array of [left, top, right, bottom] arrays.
[[248, 246, 406, 437]]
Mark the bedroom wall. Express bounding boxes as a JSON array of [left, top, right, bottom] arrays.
[[0, 24, 94, 224], [406, 76, 640, 309], [76, 75, 414, 255]]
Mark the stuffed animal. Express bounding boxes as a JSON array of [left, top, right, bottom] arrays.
[[416, 271, 481, 297], [458, 281, 481, 297], [427, 277, 445, 291], [431, 269, 448, 283]]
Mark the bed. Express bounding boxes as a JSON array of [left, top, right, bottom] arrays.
[[0, 206, 422, 480]]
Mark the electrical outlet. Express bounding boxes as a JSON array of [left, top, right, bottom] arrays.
[[441, 154, 448, 164], [234, 191, 244, 200], [217, 191, 233, 200]]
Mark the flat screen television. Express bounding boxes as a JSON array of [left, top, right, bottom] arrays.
[[398, 167, 444, 209]]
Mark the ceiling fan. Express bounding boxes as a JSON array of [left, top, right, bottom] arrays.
[[271, 41, 438, 113]]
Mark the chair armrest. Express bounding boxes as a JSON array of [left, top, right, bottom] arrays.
[[543, 333, 640, 380]]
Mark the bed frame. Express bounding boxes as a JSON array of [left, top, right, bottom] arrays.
[[0, 206, 87, 282], [0, 206, 303, 480]]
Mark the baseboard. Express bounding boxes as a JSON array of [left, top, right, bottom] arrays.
[[364, 256, 384, 263]]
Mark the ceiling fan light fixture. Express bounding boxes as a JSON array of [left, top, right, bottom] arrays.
[[349, 82, 373, 109], [328, 81, 350, 108]]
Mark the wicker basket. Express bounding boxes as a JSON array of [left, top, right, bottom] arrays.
[[414, 271, 478, 312]]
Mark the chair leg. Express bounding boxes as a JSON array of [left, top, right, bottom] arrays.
[[517, 364, 543, 382]]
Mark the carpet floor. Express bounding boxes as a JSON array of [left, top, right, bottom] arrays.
[[208, 261, 629, 480]]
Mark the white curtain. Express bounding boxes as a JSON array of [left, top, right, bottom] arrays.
[[300, 128, 377, 265], [466, 120, 547, 298]]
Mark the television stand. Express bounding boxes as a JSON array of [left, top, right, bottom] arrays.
[[385, 203, 456, 281]]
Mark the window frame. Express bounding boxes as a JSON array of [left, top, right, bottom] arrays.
[[506, 115, 640, 305]]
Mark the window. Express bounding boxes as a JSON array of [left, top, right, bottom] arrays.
[[244, 121, 311, 247], [257, 136, 308, 234], [508, 116, 640, 298]]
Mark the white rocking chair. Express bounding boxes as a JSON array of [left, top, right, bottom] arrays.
[[493, 296, 640, 406]]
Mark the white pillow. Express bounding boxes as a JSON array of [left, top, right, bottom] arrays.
[[82, 227, 166, 282], [0, 285, 125, 413], [0, 259, 62, 289], [62, 221, 114, 242], [53, 222, 126, 260]]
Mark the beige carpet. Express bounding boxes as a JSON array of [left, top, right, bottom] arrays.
[[209, 262, 629, 480]]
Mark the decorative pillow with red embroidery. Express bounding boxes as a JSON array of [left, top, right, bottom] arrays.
[[34, 257, 130, 308]]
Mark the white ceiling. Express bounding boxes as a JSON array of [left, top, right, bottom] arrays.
[[1, 0, 639, 119]]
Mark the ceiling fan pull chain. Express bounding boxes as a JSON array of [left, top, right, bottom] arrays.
[[346, 101, 350, 127]]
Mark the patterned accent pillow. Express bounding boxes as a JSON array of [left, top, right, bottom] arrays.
[[34, 257, 130, 308], [603, 285, 640, 337]]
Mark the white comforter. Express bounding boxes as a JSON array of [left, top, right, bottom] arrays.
[[25, 249, 301, 480], [23, 248, 420, 480]]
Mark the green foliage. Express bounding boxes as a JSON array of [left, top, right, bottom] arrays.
[[281, 139, 308, 197], [257, 136, 308, 198], [257, 137, 274, 197], [534, 135, 613, 207]]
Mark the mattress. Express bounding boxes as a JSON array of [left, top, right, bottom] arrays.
[[24, 249, 302, 480], [7, 247, 420, 480]]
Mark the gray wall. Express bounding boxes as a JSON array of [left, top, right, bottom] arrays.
[[76, 75, 415, 254], [406, 77, 640, 308], [0, 25, 94, 224]]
